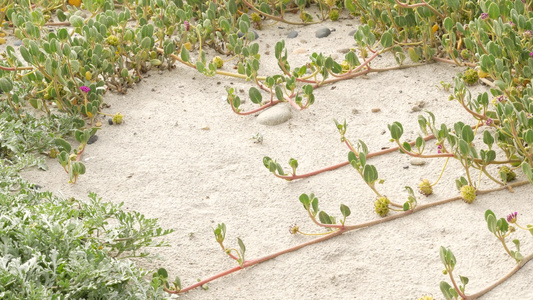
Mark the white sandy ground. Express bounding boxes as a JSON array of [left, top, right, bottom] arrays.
[[16, 15, 533, 300]]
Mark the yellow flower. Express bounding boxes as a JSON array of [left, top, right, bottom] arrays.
[[69, 0, 82, 7]]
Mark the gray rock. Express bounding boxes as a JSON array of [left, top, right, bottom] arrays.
[[287, 30, 298, 38], [316, 27, 331, 38], [337, 48, 350, 54], [410, 158, 426, 166], [88, 135, 98, 144], [411, 100, 425, 112], [411, 106, 422, 112], [256, 105, 292, 126], [14, 40, 22, 46], [237, 30, 259, 40]]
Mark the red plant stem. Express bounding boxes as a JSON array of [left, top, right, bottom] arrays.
[[449, 270, 468, 299], [75, 145, 86, 161], [278, 50, 382, 85], [457, 95, 488, 121], [432, 56, 477, 68], [169, 180, 528, 294], [275, 123, 518, 181], [275, 130, 440, 181], [255, 80, 301, 111], [229, 97, 281, 115], [466, 252, 533, 299]]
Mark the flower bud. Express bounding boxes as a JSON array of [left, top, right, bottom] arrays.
[[418, 179, 433, 196], [113, 112, 124, 124], [460, 185, 476, 204], [374, 196, 390, 217]]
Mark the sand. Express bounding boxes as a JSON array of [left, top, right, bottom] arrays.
[[19, 16, 533, 300]]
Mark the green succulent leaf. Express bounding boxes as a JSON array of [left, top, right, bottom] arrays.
[[340, 204, 351, 218], [157, 268, 169, 279], [237, 237, 246, 256], [318, 211, 333, 224], [299, 193, 310, 209], [388, 122, 404, 140], [440, 281, 454, 300], [54, 138, 72, 153], [249, 87, 262, 104], [486, 214, 497, 234], [362, 164, 378, 184]]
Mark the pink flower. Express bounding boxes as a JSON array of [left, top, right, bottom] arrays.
[[529, 51, 533, 58], [480, 13, 489, 20], [485, 118, 494, 126], [184, 21, 190, 32], [507, 212, 517, 223], [80, 86, 90, 93], [437, 144, 443, 154]]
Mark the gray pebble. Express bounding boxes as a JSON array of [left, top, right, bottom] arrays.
[[316, 27, 331, 38], [256, 104, 292, 126], [108, 118, 113, 125], [87, 135, 98, 144], [411, 101, 425, 112], [410, 158, 426, 166], [237, 30, 259, 40], [287, 30, 298, 38], [337, 48, 350, 54], [14, 40, 23, 46]]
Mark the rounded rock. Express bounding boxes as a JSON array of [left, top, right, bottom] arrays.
[[410, 158, 426, 166], [315, 27, 331, 38], [287, 30, 298, 38], [256, 105, 292, 126], [87, 135, 98, 145], [237, 30, 259, 40]]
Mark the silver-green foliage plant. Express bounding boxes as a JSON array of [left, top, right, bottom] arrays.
[[0, 103, 173, 298], [0, 180, 173, 298]]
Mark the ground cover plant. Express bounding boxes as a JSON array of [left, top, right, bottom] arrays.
[[1, 0, 533, 298]]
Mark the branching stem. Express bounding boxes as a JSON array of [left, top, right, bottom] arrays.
[[166, 181, 529, 294]]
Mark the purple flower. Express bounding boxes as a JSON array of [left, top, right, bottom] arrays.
[[485, 118, 494, 126], [480, 13, 489, 20], [184, 21, 190, 32], [529, 51, 533, 58], [437, 144, 443, 154], [509, 21, 515, 27], [80, 86, 90, 93], [525, 30, 533, 38], [507, 212, 517, 223], [497, 95, 506, 102]]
